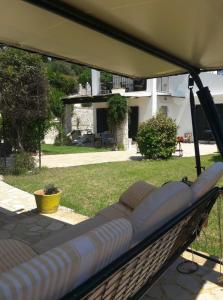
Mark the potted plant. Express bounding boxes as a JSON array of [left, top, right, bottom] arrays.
[[34, 184, 61, 214]]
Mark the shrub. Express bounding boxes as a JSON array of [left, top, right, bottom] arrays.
[[117, 143, 125, 151], [9, 152, 36, 175], [54, 126, 72, 146], [137, 113, 177, 159]]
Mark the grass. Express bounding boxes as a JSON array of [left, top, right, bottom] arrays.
[[4, 154, 223, 256], [41, 144, 109, 155]]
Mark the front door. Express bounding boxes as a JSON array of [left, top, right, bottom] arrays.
[[129, 106, 139, 140], [96, 108, 108, 133]]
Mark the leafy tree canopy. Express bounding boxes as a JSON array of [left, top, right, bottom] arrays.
[[107, 94, 128, 129], [0, 47, 49, 152]]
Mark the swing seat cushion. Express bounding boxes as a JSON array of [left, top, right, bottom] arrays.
[[96, 181, 157, 222], [191, 162, 223, 199], [129, 182, 193, 244], [0, 218, 133, 300], [33, 181, 156, 254], [96, 203, 132, 221], [119, 181, 156, 210]]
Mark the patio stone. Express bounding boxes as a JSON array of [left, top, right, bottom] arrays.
[[177, 273, 202, 293], [146, 285, 164, 299], [0, 229, 11, 239], [46, 221, 64, 231], [202, 270, 221, 283], [37, 218, 51, 227], [29, 225, 42, 232], [20, 217, 38, 224], [3, 223, 16, 231], [196, 293, 218, 300], [26, 232, 41, 236], [162, 284, 191, 300], [142, 252, 223, 300]]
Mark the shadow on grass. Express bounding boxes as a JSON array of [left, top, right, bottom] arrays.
[[208, 153, 223, 163]]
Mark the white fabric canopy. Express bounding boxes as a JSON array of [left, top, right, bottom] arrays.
[[0, 0, 223, 78]]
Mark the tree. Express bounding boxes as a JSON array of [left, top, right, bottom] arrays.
[[78, 68, 91, 85], [0, 47, 49, 152], [107, 94, 128, 146], [47, 60, 78, 145]]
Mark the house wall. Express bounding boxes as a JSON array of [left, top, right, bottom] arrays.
[[90, 72, 223, 146], [93, 97, 151, 133]]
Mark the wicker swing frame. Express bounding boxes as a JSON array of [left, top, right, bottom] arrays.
[[62, 187, 220, 300]]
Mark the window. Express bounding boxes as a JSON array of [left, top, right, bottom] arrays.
[[159, 105, 168, 117]]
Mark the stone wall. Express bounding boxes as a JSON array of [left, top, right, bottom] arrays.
[[67, 105, 93, 134]]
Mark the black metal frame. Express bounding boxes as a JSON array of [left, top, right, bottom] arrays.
[[188, 77, 202, 176], [191, 73, 223, 158], [62, 187, 219, 300]]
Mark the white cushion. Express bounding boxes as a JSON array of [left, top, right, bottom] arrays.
[[33, 214, 108, 254], [191, 162, 223, 199], [97, 203, 132, 221], [119, 181, 156, 210], [0, 218, 133, 300], [129, 182, 193, 244]]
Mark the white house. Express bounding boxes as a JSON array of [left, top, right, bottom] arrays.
[[62, 70, 223, 149], [90, 70, 223, 149]]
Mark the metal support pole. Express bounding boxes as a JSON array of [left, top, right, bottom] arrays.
[[191, 73, 223, 157], [188, 77, 202, 176]]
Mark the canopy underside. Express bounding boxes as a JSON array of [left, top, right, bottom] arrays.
[[0, 0, 223, 78]]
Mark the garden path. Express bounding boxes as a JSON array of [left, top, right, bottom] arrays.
[[41, 143, 218, 168]]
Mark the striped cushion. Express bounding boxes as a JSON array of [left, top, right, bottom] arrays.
[[96, 203, 132, 221], [129, 182, 193, 244], [0, 218, 133, 300], [191, 162, 223, 199], [119, 181, 156, 210], [0, 239, 37, 272]]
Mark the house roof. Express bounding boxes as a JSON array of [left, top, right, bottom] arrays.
[[1, 1, 223, 78]]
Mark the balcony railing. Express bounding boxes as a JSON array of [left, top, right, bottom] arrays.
[[157, 77, 170, 93]]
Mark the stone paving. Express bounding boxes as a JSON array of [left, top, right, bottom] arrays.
[[143, 252, 223, 300], [0, 180, 88, 246], [41, 143, 218, 168]]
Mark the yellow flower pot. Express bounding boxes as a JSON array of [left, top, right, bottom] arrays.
[[34, 190, 61, 214]]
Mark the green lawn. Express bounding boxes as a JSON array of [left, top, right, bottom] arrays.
[[41, 144, 109, 155], [4, 154, 223, 256]]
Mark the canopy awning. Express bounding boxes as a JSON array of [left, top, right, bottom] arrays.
[[1, 0, 223, 78]]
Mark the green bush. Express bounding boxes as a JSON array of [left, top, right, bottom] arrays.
[[9, 152, 36, 175], [137, 113, 177, 159]]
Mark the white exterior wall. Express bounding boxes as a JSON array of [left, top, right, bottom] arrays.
[[92, 72, 223, 144], [93, 96, 152, 132], [157, 96, 192, 136]]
